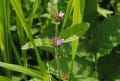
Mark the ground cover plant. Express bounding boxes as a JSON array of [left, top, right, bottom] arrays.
[[0, 0, 120, 81]]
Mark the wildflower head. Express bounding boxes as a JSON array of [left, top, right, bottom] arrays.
[[52, 12, 64, 22], [51, 37, 64, 47]]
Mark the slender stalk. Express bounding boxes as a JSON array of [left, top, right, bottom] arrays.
[[45, 51, 52, 81], [46, 62, 52, 81], [55, 23, 61, 81]]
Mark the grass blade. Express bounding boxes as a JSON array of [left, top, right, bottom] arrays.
[[0, 62, 43, 80], [0, 0, 11, 77], [69, 0, 85, 80], [61, 0, 73, 32], [10, 0, 49, 80], [29, 0, 40, 27]]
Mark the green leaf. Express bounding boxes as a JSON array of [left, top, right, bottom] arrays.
[[0, 62, 43, 80], [64, 35, 79, 43], [97, 6, 113, 18], [12, 76, 22, 81], [49, 56, 98, 81], [0, 76, 11, 81], [83, 0, 97, 24], [61, 22, 89, 38], [97, 52, 120, 81], [77, 39, 91, 57], [90, 15, 120, 55], [21, 38, 53, 50], [29, 78, 42, 81], [71, 37, 79, 60]]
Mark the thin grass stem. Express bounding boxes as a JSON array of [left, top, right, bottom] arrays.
[[55, 23, 61, 81]]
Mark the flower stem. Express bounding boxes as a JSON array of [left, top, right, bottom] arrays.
[[55, 23, 61, 81]]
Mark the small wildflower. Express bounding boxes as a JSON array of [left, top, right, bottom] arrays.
[[51, 37, 64, 47], [52, 12, 64, 22], [58, 12, 64, 18]]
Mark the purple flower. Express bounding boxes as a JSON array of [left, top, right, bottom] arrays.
[[58, 12, 64, 18], [52, 12, 64, 22], [51, 37, 64, 47], [57, 39, 64, 46]]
